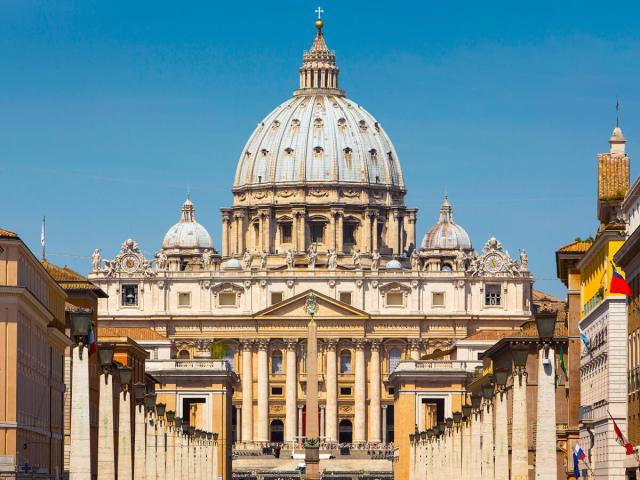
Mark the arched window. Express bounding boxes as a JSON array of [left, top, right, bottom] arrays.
[[178, 350, 190, 359], [388, 348, 401, 373], [271, 350, 283, 374], [223, 348, 235, 370], [339, 349, 352, 374]]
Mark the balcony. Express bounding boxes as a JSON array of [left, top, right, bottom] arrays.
[[580, 405, 595, 425], [145, 359, 239, 382]]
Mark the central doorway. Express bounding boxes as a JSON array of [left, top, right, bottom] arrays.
[[338, 419, 353, 443], [270, 419, 284, 443]]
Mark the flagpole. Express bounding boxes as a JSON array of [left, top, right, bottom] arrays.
[[41, 216, 46, 260]]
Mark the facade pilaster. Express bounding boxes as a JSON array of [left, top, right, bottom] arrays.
[[382, 405, 388, 443], [298, 406, 304, 439], [354, 339, 367, 443], [320, 405, 325, 440], [372, 212, 379, 253], [285, 339, 298, 443], [256, 339, 270, 442], [336, 211, 344, 253], [369, 339, 382, 442], [325, 339, 338, 442], [241, 340, 254, 443]]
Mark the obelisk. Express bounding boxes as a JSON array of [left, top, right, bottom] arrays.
[[304, 293, 320, 480]]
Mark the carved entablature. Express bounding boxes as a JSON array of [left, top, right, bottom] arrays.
[[102, 238, 155, 278], [210, 282, 244, 296], [378, 281, 411, 296], [466, 236, 525, 277]]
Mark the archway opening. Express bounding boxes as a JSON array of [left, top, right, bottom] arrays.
[[270, 419, 284, 443], [339, 419, 353, 443]]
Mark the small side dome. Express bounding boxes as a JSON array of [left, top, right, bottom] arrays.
[[224, 258, 242, 270], [162, 197, 214, 251], [386, 259, 403, 270], [421, 196, 472, 250]]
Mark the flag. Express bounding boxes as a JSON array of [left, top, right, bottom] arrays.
[[579, 327, 591, 355], [87, 322, 96, 356], [573, 444, 586, 478], [610, 264, 632, 296], [610, 412, 635, 455], [559, 346, 568, 381]]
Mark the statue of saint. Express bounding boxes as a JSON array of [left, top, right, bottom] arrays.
[[307, 244, 318, 269], [371, 250, 381, 271], [156, 251, 168, 271], [286, 249, 295, 270], [91, 249, 102, 272], [327, 248, 338, 270], [351, 248, 362, 269], [410, 250, 420, 271], [260, 250, 268, 270], [242, 249, 252, 270], [519, 249, 528, 272], [455, 250, 466, 271], [202, 249, 215, 270]]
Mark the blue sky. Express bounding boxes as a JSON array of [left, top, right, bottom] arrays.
[[2, 0, 639, 298]]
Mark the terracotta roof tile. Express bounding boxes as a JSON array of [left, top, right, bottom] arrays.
[[0, 228, 18, 238], [41, 260, 106, 296], [99, 327, 168, 341], [557, 240, 592, 253], [532, 289, 563, 304], [464, 330, 519, 341]]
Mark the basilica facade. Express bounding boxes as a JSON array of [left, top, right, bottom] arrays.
[[88, 17, 534, 450]]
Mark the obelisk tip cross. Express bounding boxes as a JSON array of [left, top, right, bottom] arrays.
[[315, 6, 324, 19]]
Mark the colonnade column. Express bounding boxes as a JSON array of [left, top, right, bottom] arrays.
[[369, 340, 381, 442], [381, 405, 388, 444], [156, 415, 166, 479], [241, 340, 254, 443], [221, 214, 230, 257], [511, 345, 529, 480], [285, 339, 298, 443], [408, 435, 416, 480], [145, 413, 157, 480], [298, 406, 304, 439], [134, 403, 146, 480], [535, 344, 557, 480], [325, 340, 338, 442], [166, 418, 175, 480], [256, 339, 270, 442], [174, 425, 182, 480], [494, 382, 509, 480], [461, 415, 472, 480], [69, 346, 91, 480], [117, 380, 133, 480], [354, 339, 367, 443], [481, 392, 495, 480], [470, 400, 482, 480], [97, 365, 115, 480]]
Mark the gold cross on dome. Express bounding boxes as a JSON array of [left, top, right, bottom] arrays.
[[315, 6, 324, 19]]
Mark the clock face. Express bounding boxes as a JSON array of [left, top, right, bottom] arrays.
[[121, 254, 140, 273], [483, 254, 503, 273]]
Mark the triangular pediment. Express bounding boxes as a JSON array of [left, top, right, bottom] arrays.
[[255, 289, 368, 319]]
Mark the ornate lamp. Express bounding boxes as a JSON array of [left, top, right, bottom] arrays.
[[481, 382, 494, 400], [133, 383, 146, 404], [175, 417, 182, 430], [213, 432, 218, 442], [445, 417, 453, 430], [535, 313, 556, 340], [462, 405, 472, 419], [144, 393, 157, 412], [494, 368, 509, 390], [166, 410, 175, 423], [426, 429, 434, 440], [207, 432, 213, 441], [181, 421, 190, 435], [409, 433, 415, 443], [453, 411, 463, 425], [188, 425, 195, 436], [69, 311, 92, 345], [156, 402, 166, 418], [471, 394, 482, 410], [433, 425, 441, 436], [437, 421, 446, 435], [98, 343, 115, 374], [118, 365, 132, 391], [511, 343, 529, 370]]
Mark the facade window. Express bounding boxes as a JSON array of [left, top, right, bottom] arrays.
[[178, 350, 190, 359], [432, 292, 445, 307], [386, 292, 404, 307], [339, 292, 352, 305], [339, 350, 352, 374], [271, 292, 283, 305], [343, 223, 357, 245], [388, 348, 401, 373], [122, 285, 138, 306], [340, 387, 352, 396], [271, 387, 283, 395], [219, 292, 237, 306], [280, 222, 292, 243], [441, 263, 452, 272], [271, 350, 283, 374], [485, 284, 501, 306], [310, 222, 325, 243], [178, 292, 191, 307]]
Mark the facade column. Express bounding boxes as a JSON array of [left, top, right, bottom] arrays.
[[174, 428, 181, 480], [363, 210, 372, 252], [117, 388, 133, 480], [221, 213, 230, 257], [285, 339, 298, 443], [325, 339, 338, 442], [298, 406, 304, 439], [241, 341, 254, 443], [535, 345, 557, 480], [212, 436, 219, 480], [369, 340, 382, 442], [494, 387, 509, 480], [462, 419, 471, 480], [69, 346, 91, 480], [97, 371, 115, 480], [336, 212, 344, 253], [145, 413, 157, 480], [372, 212, 379, 253], [157, 418, 166, 479], [382, 405, 388, 444], [257, 340, 270, 442], [320, 406, 325, 440], [134, 405, 146, 480], [481, 396, 495, 480], [329, 211, 337, 250], [354, 339, 367, 443], [298, 212, 306, 251], [166, 422, 175, 480], [235, 406, 241, 443], [512, 365, 528, 480], [471, 408, 482, 480], [408, 338, 421, 361]]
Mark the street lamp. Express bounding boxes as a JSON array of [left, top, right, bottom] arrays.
[[98, 343, 115, 375], [409, 433, 415, 443], [212, 433, 218, 442], [69, 312, 92, 356], [175, 417, 182, 430], [462, 405, 472, 419], [471, 394, 482, 411], [156, 402, 166, 418], [166, 410, 175, 424], [481, 382, 494, 400], [144, 393, 157, 412], [453, 411, 462, 425], [535, 313, 556, 340], [118, 365, 132, 391], [133, 383, 146, 404], [445, 417, 453, 430], [181, 421, 190, 436], [426, 429, 434, 440], [511, 343, 529, 370], [494, 368, 509, 390]]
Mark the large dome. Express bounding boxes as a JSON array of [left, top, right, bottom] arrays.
[[162, 198, 213, 251], [233, 20, 404, 192], [421, 196, 472, 250]]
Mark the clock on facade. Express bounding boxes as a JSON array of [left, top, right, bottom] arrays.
[[483, 253, 503, 273], [120, 254, 141, 273]]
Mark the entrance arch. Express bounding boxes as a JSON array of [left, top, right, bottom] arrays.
[[338, 419, 353, 443], [270, 419, 284, 443]]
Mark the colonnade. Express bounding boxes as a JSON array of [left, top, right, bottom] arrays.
[[239, 338, 388, 444], [408, 342, 558, 480]]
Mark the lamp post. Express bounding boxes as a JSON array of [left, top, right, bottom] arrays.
[[481, 380, 495, 480], [145, 393, 157, 480], [535, 313, 558, 480], [510, 343, 529, 480], [165, 410, 176, 480], [493, 368, 509, 480], [174, 417, 183, 480], [133, 383, 147, 480], [97, 343, 115, 480], [156, 402, 167, 480], [117, 365, 133, 480], [68, 311, 92, 480]]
